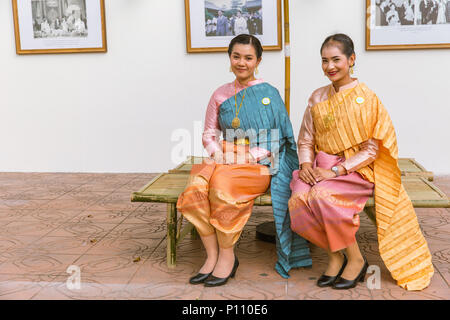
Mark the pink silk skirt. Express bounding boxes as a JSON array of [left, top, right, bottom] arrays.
[[288, 151, 374, 252]]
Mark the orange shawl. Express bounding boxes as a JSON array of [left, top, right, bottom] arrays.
[[310, 83, 434, 290]]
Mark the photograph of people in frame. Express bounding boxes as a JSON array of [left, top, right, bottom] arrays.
[[12, 0, 107, 55], [374, 0, 450, 26], [205, 0, 263, 37], [32, 0, 88, 39], [367, 0, 450, 50]]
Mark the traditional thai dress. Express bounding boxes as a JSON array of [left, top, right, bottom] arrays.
[[289, 79, 434, 290], [177, 79, 312, 278]]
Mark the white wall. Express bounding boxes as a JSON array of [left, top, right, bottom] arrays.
[[0, 0, 449, 174]]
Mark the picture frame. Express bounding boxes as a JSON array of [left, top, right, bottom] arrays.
[[366, 0, 450, 50], [185, 0, 282, 53], [12, 0, 107, 55]]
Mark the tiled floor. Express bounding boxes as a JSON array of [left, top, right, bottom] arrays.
[[0, 172, 448, 300]]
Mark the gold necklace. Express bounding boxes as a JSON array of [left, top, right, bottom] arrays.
[[323, 85, 356, 129], [232, 80, 247, 129]]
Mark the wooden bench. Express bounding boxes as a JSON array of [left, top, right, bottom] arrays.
[[131, 157, 449, 268]]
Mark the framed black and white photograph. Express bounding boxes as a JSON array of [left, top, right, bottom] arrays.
[[12, 0, 107, 54], [366, 0, 450, 50], [185, 0, 282, 53]]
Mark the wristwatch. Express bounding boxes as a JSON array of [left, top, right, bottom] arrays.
[[331, 166, 340, 177]]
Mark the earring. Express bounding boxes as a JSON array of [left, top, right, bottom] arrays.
[[255, 67, 259, 75], [230, 66, 233, 72], [350, 65, 354, 75]]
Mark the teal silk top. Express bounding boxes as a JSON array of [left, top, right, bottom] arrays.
[[218, 82, 312, 278]]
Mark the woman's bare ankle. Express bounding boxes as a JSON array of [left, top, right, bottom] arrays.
[[324, 251, 345, 276], [199, 256, 218, 274]]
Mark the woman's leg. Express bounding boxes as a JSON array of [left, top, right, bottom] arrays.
[[342, 241, 365, 280], [289, 169, 343, 276], [198, 233, 219, 274], [212, 242, 236, 278], [177, 163, 218, 274], [304, 174, 373, 278], [324, 250, 346, 276], [208, 164, 270, 278]]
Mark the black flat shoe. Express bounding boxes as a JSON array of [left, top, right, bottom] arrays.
[[204, 257, 239, 287], [189, 272, 212, 285], [332, 257, 369, 290], [317, 253, 348, 287]]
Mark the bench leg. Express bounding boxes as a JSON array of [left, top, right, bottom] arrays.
[[167, 203, 177, 268]]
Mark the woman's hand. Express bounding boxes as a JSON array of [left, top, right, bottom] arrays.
[[212, 150, 224, 164], [298, 163, 318, 186], [312, 167, 336, 182]]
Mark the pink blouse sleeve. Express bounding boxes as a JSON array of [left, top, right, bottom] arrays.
[[202, 94, 222, 156], [341, 139, 379, 173], [297, 106, 316, 166]]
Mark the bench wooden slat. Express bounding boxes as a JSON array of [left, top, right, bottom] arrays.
[[168, 156, 434, 181], [131, 174, 450, 208]]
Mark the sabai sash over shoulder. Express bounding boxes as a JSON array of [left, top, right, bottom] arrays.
[[218, 82, 313, 278], [310, 83, 434, 290]]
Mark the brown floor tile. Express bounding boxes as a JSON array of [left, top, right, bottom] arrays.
[[27, 236, 98, 256], [32, 275, 130, 300], [0, 235, 43, 254], [288, 283, 373, 300], [123, 280, 203, 300], [131, 254, 202, 285], [0, 274, 55, 300], [38, 198, 98, 211], [0, 209, 26, 223], [59, 190, 111, 201], [17, 209, 82, 223], [199, 279, 288, 300], [432, 245, 450, 286], [88, 173, 137, 182], [15, 187, 74, 201], [71, 209, 131, 224], [106, 192, 137, 201], [433, 175, 450, 197], [83, 236, 161, 258], [86, 194, 143, 211], [0, 199, 50, 210], [72, 184, 121, 192], [132, 203, 167, 213], [115, 178, 158, 193], [44, 222, 118, 238], [0, 188, 34, 200], [106, 222, 166, 239], [0, 220, 61, 237], [120, 210, 166, 224], [0, 253, 82, 276], [71, 254, 143, 279]]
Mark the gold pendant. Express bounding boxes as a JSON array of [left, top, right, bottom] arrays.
[[231, 117, 240, 129]]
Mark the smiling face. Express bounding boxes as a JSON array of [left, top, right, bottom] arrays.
[[321, 43, 355, 86], [229, 43, 261, 84]]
